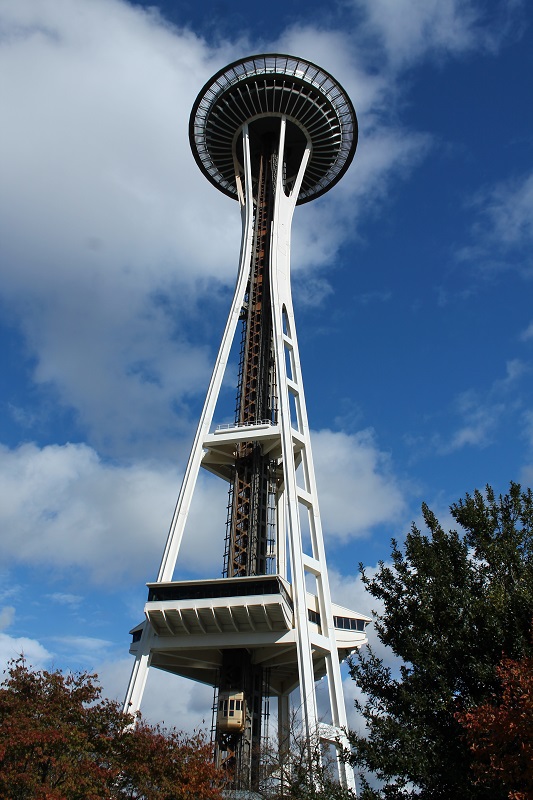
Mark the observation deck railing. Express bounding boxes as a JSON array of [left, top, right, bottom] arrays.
[[215, 420, 275, 432]]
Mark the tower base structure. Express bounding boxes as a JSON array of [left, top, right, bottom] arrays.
[[124, 55, 368, 794]]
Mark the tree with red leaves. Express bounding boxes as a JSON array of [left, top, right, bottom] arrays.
[[0, 658, 224, 800], [456, 655, 533, 800]]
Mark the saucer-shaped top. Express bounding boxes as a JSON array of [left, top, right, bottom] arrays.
[[189, 54, 357, 204]]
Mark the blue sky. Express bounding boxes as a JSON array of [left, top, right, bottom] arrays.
[[1, 0, 532, 732]]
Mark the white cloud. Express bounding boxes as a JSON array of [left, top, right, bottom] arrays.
[[328, 568, 378, 621], [522, 410, 533, 450], [520, 463, 533, 487], [50, 635, 115, 665], [98, 655, 214, 731], [0, 606, 15, 631], [0, 441, 227, 585], [0, 632, 53, 669], [0, 0, 240, 456], [520, 321, 533, 342], [441, 391, 501, 452], [436, 359, 527, 454], [348, 0, 518, 68], [0, 0, 449, 460], [0, 428, 406, 588], [477, 171, 533, 248], [0, 0, 236, 285], [458, 170, 533, 274], [141, 667, 214, 730], [312, 429, 406, 541], [46, 593, 83, 607]]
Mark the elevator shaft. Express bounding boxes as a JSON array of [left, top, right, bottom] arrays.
[[224, 145, 277, 580], [216, 142, 278, 790]]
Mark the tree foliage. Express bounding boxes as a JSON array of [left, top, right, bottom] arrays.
[[347, 482, 533, 799], [0, 658, 224, 800], [456, 654, 533, 800]]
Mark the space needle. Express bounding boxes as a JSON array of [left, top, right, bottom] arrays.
[[124, 54, 369, 794]]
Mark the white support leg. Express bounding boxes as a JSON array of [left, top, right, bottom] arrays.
[[123, 625, 153, 717], [278, 693, 290, 792], [269, 117, 356, 791]]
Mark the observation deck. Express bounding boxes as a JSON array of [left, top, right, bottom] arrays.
[[129, 575, 370, 694], [189, 54, 357, 204]]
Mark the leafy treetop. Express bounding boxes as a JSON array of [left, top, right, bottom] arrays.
[[0, 657, 224, 800]]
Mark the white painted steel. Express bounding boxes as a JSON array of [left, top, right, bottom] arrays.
[[122, 625, 153, 719], [189, 54, 357, 204], [124, 116, 358, 791]]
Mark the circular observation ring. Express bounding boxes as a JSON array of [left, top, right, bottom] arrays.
[[189, 54, 357, 205]]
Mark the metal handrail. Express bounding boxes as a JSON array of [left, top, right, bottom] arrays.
[[215, 419, 274, 431]]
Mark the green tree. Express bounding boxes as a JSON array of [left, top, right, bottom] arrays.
[[347, 483, 533, 799], [0, 658, 224, 800]]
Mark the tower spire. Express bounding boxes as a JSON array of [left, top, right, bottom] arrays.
[[124, 54, 369, 794]]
